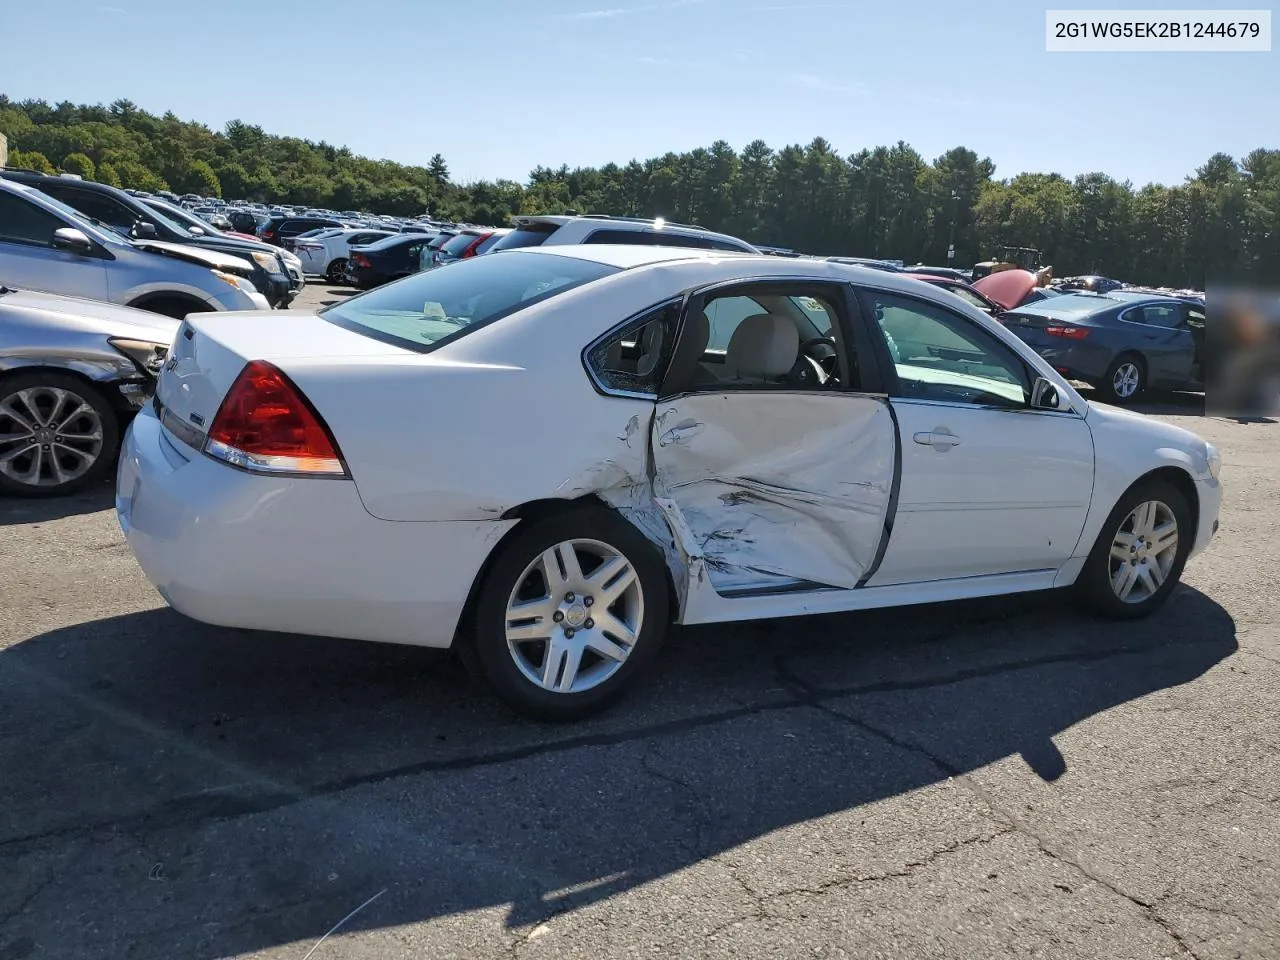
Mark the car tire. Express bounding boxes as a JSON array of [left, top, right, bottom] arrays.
[[468, 506, 671, 721], [0, 371, 120, 498], [1075, 478, 1193, 620], [1100, 353, 1145, 404], [326, 259, 347, 284]]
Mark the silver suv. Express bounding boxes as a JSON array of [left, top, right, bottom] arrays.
[[0, 180, 271, 317], [486, 214, 759, 254]]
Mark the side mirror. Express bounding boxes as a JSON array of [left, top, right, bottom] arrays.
[[187, 225, 206, 236], [51, 227, 93, 254], [133, 221, 158, 239], [1030, 377, 1071, 412]]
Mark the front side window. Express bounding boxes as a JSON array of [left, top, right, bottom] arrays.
[[585, 301, 681, 396], [42, 189, 136, 235], [0, 192, 65, 245], [865, 291, 1030, 408], [320, 250, 618, 353]]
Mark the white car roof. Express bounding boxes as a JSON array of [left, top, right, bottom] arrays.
[[511, 245, 959, 295]]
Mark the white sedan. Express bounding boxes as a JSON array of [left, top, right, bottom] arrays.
[[292, 227, 397, 283], [116, 247, 1223, 720]]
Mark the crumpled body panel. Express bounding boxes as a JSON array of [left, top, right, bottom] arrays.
[[649, 393, 897, 593]]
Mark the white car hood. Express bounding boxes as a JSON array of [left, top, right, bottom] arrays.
[[133, 240, 255, 275], [1085, 399, 1210, 458], [2, 287, 180, 340]]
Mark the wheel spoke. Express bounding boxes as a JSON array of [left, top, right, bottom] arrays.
[[506, 597, 558, 641], [1111, 530, 1136, 561], [596, 611, 638, 648], [555, 542, 584, 587], [1138, 563, 1161, 595], [1151, 520, 1178, 557], [0, 430, 36, 447], [0, 401, 36, 432], [0, 441, 36, 465], [584, 632, 628, 663], [587, 555, 637, 607], [540, 634, 582, 692], [1112, 562, 1139, 601], [48, 451, 68, 486], [54, 402, 96, 432], [1132, 502, 1155, 537], [1144, 559, 1166, 588]]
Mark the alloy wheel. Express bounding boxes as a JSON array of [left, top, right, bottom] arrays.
[[505, 539, 645, 694], [1108, 499, 1179, 604], [0, 385, 106, 489], [1112, 361, 1142, 399]]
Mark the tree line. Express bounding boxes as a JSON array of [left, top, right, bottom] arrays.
[[2, 95, 1276, 288]]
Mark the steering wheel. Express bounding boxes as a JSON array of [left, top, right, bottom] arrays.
[[795, 336, 839, 385]]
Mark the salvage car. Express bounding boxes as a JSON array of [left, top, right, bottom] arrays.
[[344, 232, 437, 288], [1000, 291, 1204, 403], [1, 286, 176, 496], [116, 247, 1222, 720]]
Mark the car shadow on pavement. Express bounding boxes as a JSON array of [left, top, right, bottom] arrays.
[[0, 483, 114, 526], [0, 587, 1237, 959]]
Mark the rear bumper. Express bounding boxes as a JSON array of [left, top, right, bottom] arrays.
[[1006, 331, 1111, 382], [117, 407, 515, 648]]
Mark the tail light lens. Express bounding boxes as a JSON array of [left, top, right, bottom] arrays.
[[1045, 326, 1090, 340], [352, 253, 372, 268], [204, 360, 347, 477]]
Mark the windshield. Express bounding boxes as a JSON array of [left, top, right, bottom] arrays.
[[144, 198, 222, 235], [320, 251, 619, 353]]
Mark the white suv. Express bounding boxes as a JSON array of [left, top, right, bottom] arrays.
[[485, 215, 758, 254]]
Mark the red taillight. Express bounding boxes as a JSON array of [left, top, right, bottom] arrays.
[[205, 360, 346, 476], [352, 253, 372, 268], [1045, 326, 1090, 340], [261, 230, 275, 239]]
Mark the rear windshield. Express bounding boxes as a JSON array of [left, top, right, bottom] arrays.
[[441, 232, 483, 256], [319, 251, 619, 352], [488, 223, 558, 252]]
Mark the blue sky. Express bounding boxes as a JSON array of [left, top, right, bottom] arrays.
[[2, 0, 1275, 186]]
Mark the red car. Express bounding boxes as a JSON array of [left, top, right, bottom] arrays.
[[902, 272, 1006, 316]]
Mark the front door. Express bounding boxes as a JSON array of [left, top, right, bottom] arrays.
[[650, 279, 898, 597], [857, 287, 1095, 585], [0, 192, 110, 301]]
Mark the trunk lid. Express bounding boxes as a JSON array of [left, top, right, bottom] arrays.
[[154, 311, 414, 446]]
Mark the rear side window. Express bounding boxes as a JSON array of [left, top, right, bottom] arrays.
[[320, 251, 618, 353], [474, 233, 504, 255], [488, 223, 558, 251]]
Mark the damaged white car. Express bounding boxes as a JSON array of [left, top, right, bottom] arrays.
[[116, 246, 1223, 720]]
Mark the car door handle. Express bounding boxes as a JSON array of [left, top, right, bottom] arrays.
[[914, 430, 961, 449]]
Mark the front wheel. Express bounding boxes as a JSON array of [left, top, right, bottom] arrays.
[[1075, 479, 1192, 619], [0, 372, 120, 497], [468, 507, 671, 721]]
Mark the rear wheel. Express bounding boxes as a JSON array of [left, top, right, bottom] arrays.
[[1075, 479, 1192, 619], [468, 507, 670, 721], [1100, 353, 1145, 404], [0, 372, 119, 498], [326, 258, 347, 284]]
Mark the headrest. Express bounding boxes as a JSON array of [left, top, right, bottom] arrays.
[[725, 314, 799, 379]]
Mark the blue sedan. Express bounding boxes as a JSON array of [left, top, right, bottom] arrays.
[[1000, 292, 1204, 404]]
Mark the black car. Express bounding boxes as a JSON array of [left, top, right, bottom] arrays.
[[345, 233, 436, 289], [258, 216, 346, 250], [0, 169, 296, 308], [224, 209, 263, 234], [1001, 292, 1205, 404]]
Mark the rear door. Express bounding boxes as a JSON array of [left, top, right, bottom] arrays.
[[649, 279, 897, 599], [1116, 302, 1196, 388], [856, 287, 1094, 585]]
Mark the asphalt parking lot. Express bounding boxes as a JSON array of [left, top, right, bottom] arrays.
[[1, 282, 1277, 960]]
